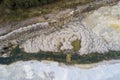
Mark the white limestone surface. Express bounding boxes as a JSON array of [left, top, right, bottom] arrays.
[[83, 1, 120, 51], [0, 22, 49, 40], [21, 1, 120, 55], [0, 60, 120, 80], [21, 20, 108, 54]]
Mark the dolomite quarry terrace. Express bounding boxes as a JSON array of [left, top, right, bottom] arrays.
[[18, 1, 120, 54], [1, 0, 120, 80], [0, 0, 120, 59]]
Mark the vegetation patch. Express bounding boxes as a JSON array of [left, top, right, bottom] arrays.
[[0, 0, 94, 23], [71, 39, 81, 52], [0, 46, 120, 65]]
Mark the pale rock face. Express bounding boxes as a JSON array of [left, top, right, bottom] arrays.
[[21, 20, 108, 55], [0, 22, 49, 40], [21, 1, 120, 55], [0, 60, 120, 80], [83, 1, 120, 51]]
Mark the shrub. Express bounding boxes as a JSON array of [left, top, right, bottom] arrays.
[[71, 39, 81, 52], [2, 0, 58, 9]]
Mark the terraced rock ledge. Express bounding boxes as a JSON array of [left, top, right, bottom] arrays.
[[1, 1, 120, 80], [0, 0, 120, 59]]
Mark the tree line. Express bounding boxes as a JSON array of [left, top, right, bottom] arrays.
[[0, 0, 58, 9]]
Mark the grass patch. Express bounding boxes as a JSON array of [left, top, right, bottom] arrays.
[[0, 0, 94, 23], [71, 39, 81, 52]]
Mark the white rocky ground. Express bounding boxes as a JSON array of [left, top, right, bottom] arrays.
[[0, 60, 120, 80], [0, 0, 119, 56], [20, 1, 120, 55], [0, 1, 120, 80], [83, 1, 120, 51], [21, 19, 109, 54]]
